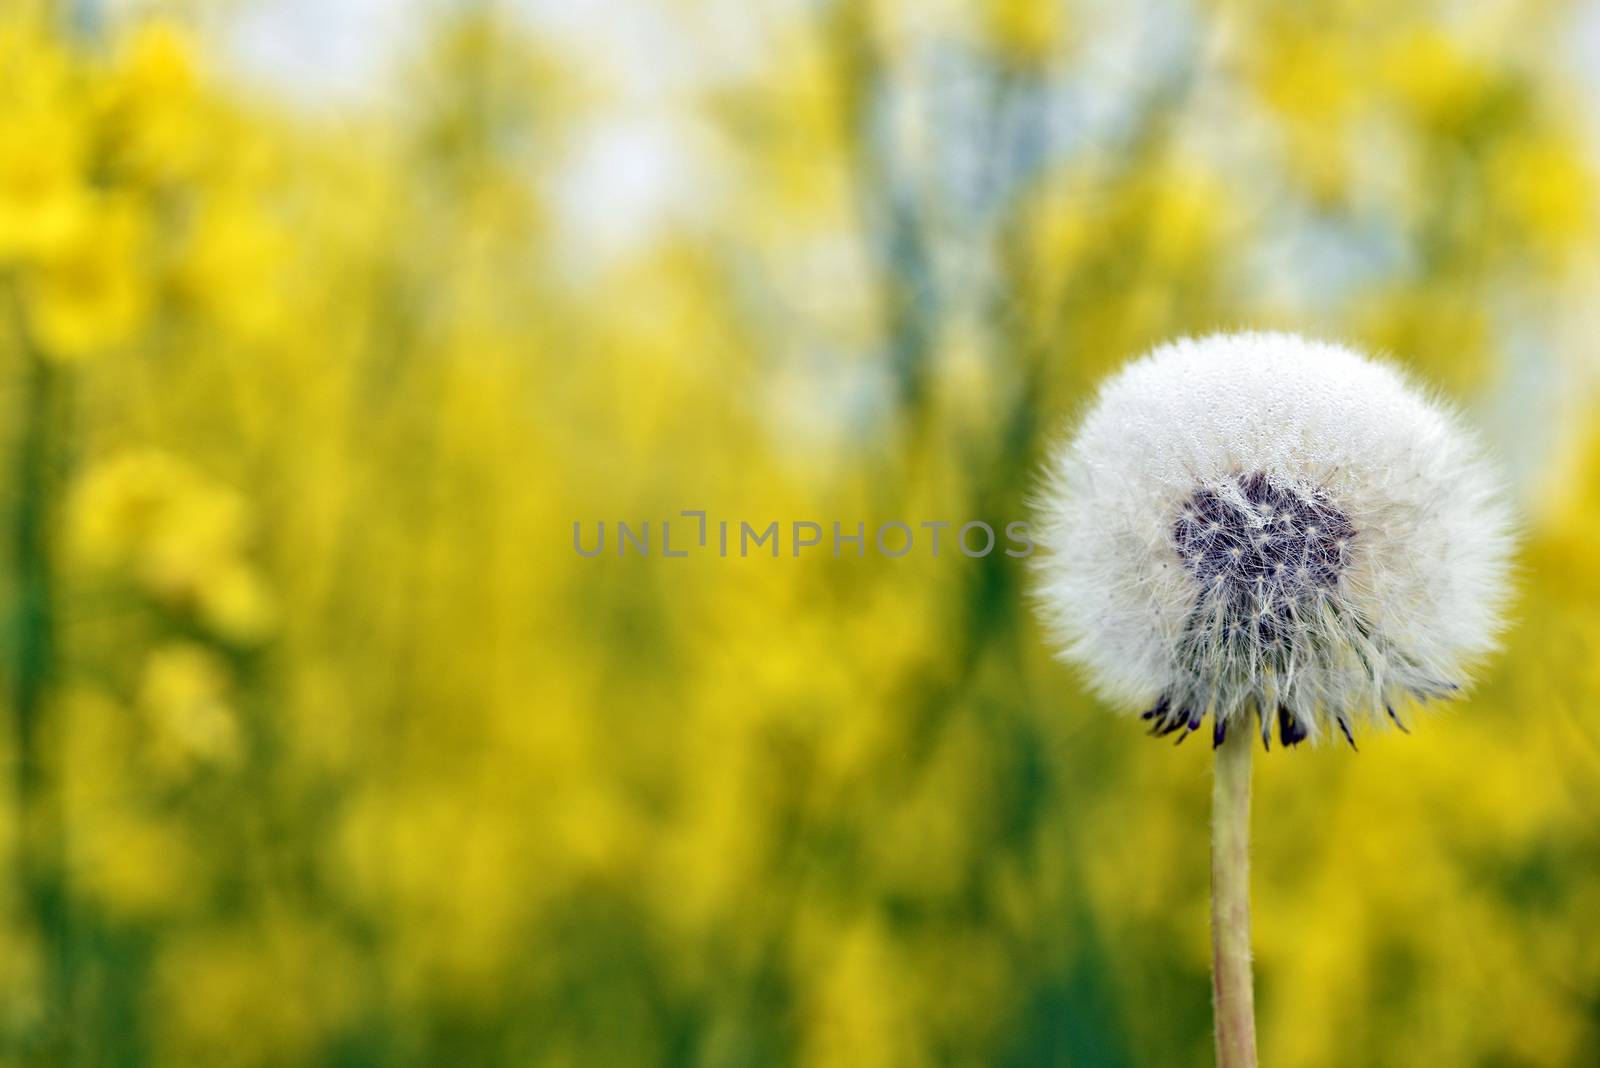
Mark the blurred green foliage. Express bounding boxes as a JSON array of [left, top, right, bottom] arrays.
[[0, 0, 1597, 1065]]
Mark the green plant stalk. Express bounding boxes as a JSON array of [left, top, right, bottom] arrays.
[[8, 282, 72, 1063], [1211, 719, 1258, 1068]]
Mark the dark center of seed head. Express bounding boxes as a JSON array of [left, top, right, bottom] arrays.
[[1154, 474, 1359, 747], [1172, 472, 1354, 603]]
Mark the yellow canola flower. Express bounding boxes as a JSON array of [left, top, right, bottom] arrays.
[[116, 21, 198, 101], [98, 21, 206, 186], [139, 642, 242, 776], [1250, 25, 1365, 202], [71, 450, 196, 569], [1356, 286, 1491, 395], [1487, 130, 1594, 262], [0, 24, 85, 258], [981, 0, 1061, 66], [71, 449, 246, 584], [24, 196, 150, 360], [71, 806, 199, 920], [797, 919, 922, 1068], [153, 920, 359, 1068], [170, 192, 293, 337], [69, 449, 276, 642], [1254, 27, 1358, 124], [0, 107, 89, 261], [331, 786, 545, 996], [136, 483, 248, 603], [56, 686, 200, 919], [715, 35, 852, 230], [1141, 164, 1230, 272], [196, 562, 277, 645], [1380, 30, 1492, 132]]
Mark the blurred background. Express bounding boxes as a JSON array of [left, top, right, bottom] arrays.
[[1, 0, 1598, 1065]]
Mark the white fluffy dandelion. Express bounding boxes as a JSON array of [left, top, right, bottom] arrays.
[[1031, 331, 1515, 1068], [1035, 330, 1513, 749]]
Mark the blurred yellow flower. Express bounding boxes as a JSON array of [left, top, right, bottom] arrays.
[[71, 449, 196, 568], [0, 25, 83, 253], [170, 192, 293, 336], [72, 808, 198, 919], [98, 21, 206, 186], [1254, 27, 1358, 124], [1356, 286, 1491, 395], [799, 920, 920, 1068], [69, 449, 275, 640], [0, 108, 88, 262], [57, 687, 202, 918], [981, 0, 1061, 65], [24, 196, 150, 359], [139, 642, 242, 775], [1381, 30, 1492, 132], [153, 920, 358, 1068], [197, 562, 277, 644], [1487, 131, 1594, 261]]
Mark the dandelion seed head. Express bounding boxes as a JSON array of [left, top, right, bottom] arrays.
[[1032, 331, 1514, 746]]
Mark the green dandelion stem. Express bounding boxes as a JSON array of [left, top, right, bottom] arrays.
[[1211, 717, 1258, 1068]]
